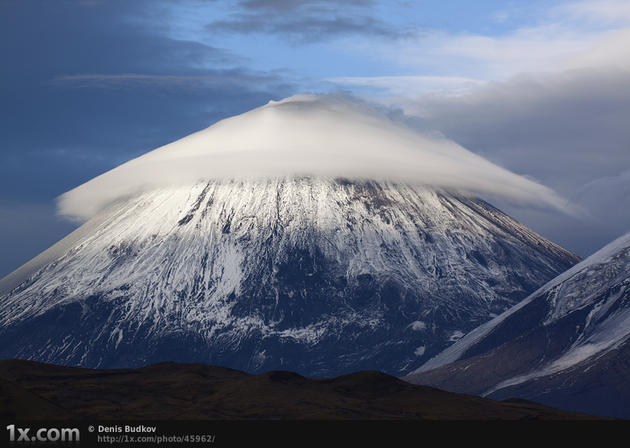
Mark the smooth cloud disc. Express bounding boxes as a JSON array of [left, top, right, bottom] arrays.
[[58, 94, 572, 221]]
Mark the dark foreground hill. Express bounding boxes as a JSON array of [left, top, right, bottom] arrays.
[[0, 359, 599, 420]]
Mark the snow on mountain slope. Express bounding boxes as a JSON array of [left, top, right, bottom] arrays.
[[405, 231, 630, 417], [0, 178, 580, 376]]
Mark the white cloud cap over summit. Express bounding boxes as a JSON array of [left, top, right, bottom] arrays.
[[57, 94, 572, 221]]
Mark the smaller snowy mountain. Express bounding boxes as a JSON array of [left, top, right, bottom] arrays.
[[405, 231, 630, 418]]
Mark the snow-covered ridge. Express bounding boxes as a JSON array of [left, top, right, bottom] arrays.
[[57, 94, 571, 221], [413, 230, 630, 376]]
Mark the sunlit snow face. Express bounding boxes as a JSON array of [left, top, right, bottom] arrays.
[[57, 94, 573, 221]]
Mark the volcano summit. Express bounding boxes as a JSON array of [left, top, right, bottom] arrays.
[[0, 95, 580, 376]]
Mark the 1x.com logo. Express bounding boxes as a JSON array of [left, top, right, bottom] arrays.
[[6, 424, 80, 443]]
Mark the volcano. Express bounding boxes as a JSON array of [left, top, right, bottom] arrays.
[[0, 95, 580, 377]]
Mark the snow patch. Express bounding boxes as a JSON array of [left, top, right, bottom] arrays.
[[449, 330, 465, 342], [409, 321, 427, 331]]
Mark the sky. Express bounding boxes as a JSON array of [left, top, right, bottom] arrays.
[[1, 0, 629, 277]]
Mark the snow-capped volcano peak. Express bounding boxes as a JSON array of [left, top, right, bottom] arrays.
[[0, 96, 581, 377], [0, 177, 580, 376], [57, 94, 570, 221]]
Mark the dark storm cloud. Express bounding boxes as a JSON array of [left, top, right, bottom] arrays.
[[0, 0, 295, 277], [408, 67, 630, 255], [50, 71, 285, 91], [205, 0, 406, 42], [0, 0, 294, 198], [0, 202, 77, 278], [414, 69, 630, 195], [570, 169, 630, 252]]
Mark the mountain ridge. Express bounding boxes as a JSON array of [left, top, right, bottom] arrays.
[[405, 231, 630, 418]]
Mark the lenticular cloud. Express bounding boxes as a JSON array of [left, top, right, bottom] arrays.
[[57, 94, 571, 221]]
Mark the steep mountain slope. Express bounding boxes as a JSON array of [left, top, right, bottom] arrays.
[[405, 231, 630, 417], [0, 177, 579, 376]]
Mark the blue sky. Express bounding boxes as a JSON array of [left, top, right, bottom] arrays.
[[1, 0, 630, 276]]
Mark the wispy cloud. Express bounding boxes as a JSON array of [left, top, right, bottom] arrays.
[[204, 0, 409, 43], [239, 0, 375, 12], [342, 0, 630, 84], [552, 0, 630, 25], [359, 26, 629, 83], [50, 72, 286, 90], [328, 75, 485, 97]]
